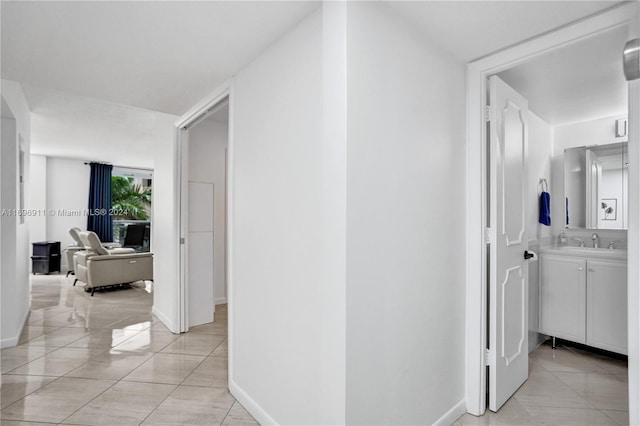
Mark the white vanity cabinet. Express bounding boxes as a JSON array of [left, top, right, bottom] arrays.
[[539, 250, 627, 355], [586, 259, 627, 354], [539, 255, 586, 344]]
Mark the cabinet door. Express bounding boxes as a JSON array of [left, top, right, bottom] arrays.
[[539, 255, 586, 343], [587, 259, 627, 354]]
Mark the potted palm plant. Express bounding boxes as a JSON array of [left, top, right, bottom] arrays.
[[111, 177, 152, 245], [111, 176, 151, 220]]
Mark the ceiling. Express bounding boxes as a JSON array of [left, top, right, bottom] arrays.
[[498, 25, 629, 125], [24, 86, 174, 169], [2, 1, 318, 167], [1, 1, 629, 166], [1, 1, 321, 116], [384, 1, 626, 63]]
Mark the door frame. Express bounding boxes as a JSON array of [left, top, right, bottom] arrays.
[[465, 2, 639, 418], [174, 82, 233, 353]]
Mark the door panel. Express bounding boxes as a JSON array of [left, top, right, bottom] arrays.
[[539, 254, 587, 343], [187, 181, 215, 327], [587, 259, 627, 354], [502, 102, 526, 245], [502, 267, 525, 365], [489, 76, 529, 412]]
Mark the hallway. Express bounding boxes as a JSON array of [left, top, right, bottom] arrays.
[[455, 342, 628, 425], [0, 274, 254, 425]]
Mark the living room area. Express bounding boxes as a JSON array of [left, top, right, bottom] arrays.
[[1, 273, 246, 424], [1, 60, 242, 424]]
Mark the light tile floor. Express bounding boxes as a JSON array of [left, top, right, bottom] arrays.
[[7, 275, 628, 425], [455, 342, 628, 425], [1, 273, 257, 426]]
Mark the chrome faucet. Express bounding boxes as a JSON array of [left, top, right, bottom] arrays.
[[571, 237, 585, 247], [608, 239, 624, 249], [591, 233, 599, 248]]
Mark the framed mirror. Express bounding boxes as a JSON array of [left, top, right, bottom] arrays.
[[564, 142, 628, 229]]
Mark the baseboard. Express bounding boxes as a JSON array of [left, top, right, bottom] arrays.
[[151, 306, 179, 334], [433, 399, 466, 425], [215, 297, 227, 306], [0, 302, 31, 349], [529, 331, 547, 353], [229, 378, 278, 425]]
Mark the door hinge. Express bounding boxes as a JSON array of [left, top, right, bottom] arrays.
[[180, 237, 185, 244], [485, 105, 491, 122], [485, 348, 492, 366], [485, 227, 495, 245]]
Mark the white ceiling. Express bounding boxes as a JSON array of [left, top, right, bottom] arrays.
[[1, 1, 321, 116], [498, 25, 629, 125], [1, 1, 629, 166], [2, 1, 318, 168], [24, 86, 174, 169], [384, 1, 626, 62]]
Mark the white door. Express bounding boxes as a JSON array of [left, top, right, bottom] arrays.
[[187, 181, 215, 327], [488, 75, 530, 411]]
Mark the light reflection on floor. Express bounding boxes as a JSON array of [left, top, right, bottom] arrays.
[[1, 273, 255, 425]]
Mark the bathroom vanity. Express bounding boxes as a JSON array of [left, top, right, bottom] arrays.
[[539, 246, 627, 355]]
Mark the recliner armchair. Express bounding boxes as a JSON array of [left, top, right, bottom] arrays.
[[74, 231, 153, 296], [65, 227, 123, 277]]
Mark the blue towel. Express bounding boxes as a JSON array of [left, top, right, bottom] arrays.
[[539, 192, 551, 226]]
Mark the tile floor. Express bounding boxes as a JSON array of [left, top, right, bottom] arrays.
[[3, 274, 628, 426], [1, 273, 257, 426], [455, 342, 629, 425]]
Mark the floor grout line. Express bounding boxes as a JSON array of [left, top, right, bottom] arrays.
[[2, 276, 242, 425], [0, 375, 64, 416], [456, 341, 628, 424], [51, 377, 119, 425]]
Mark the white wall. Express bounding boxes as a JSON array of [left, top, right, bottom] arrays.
[[553, 114, 628, 154], [231, 8, 346, 425], [345, 3, 466, 424], [151, 111, 181, 332], [320, 2, 347, 420], [1, 80, 31, 348], [527, 112, 553, 352], [1, 114, 19, 347], [45, 157, 90, 267], [188, 117, 228, 307], [528, 112, 553, 242], [29, 155, 47, 244]]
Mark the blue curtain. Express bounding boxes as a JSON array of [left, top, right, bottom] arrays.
[[87, 162, 113, 242]]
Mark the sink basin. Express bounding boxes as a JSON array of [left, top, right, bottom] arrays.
[[543, 245, 627, 259]]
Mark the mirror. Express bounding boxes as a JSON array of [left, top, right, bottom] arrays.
[[564, 142, 628, 229]]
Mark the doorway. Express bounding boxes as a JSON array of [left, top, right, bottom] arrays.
[[177, 95, 230, 332], [465, 2, 639, 422], [487, 26, 630, 415]]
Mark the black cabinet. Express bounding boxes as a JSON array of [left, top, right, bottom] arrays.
[[31, 241, 61, 274]]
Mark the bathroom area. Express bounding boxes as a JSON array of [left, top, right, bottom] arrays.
[[539, 119, 628, 356], [493, 24, 630, 358], [474, 24, 631, 423]]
